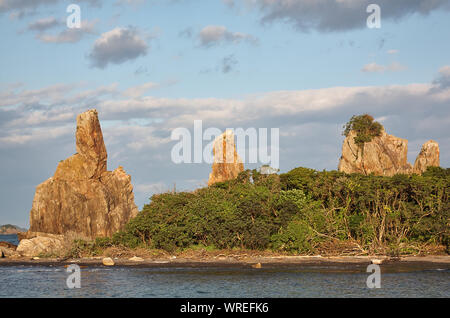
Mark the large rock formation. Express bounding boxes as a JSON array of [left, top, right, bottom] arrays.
[[208, 130, 244, 185], [338, 129, 412, 176], [413, 140, 440, 174], [24, 109, 139, 241], [338, 129, 440, 176]]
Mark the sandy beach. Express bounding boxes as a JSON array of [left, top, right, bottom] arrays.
[[1, 255, 449, 271]]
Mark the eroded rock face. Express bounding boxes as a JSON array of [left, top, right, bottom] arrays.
[[338, 130, 441, 176], [413, 140, 440, 174], [208, 130, 244, 186], [54, 109, 107, 181], [16, 236, 64, 257], [338, 130, 413, 176], [26, 109, 139, 240], [0, 242, 20, 258]]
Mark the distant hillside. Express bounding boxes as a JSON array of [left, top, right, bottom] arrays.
[[0, 224, 27, 235]]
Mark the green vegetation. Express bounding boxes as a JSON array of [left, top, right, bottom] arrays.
[[343, 114, 383, 146], [90, 166, 449, 256]]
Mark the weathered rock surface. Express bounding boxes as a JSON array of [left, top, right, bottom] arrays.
[[413, 140, 440, 174], [102, 257, 115, 266], [0, 241, 17, 250], [0, 243, 20, 258], [16, 235, 64, 257], [208, 130, 244, 186], [338, 130, 412, 176], [26, 109, 139, 240], [339, 129, 441, 176]]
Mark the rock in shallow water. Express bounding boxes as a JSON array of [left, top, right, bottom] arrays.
[[102, 257, 115, 266]]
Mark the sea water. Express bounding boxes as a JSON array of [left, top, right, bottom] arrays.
[[1, 234, 448, 298], [0, 263, 448, 298], [0, 234, 19, 245]]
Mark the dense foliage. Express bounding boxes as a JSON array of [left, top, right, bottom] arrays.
[[107, 166, 449, 255], [343, 114, 383, 146]]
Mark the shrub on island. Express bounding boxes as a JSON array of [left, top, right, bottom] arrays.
[[88, 166, 449, 256]]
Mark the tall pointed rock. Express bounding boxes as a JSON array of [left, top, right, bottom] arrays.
[[208, 130, 244, 186], [413, 140, 440, 174], [26, 109, 139, 239]]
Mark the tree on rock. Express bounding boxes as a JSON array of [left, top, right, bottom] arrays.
[[343, 114, 383, 147]]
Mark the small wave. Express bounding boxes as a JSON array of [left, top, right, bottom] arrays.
[[15, 268, 62, 273]]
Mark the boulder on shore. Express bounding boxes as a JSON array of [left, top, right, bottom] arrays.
[[102, 257, 115, 266], [16, 234, 64, 257], [0, 241, 17, 250]]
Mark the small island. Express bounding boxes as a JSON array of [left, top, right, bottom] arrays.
[[0, 224, 26, 235], [0, 111, 448, 268]]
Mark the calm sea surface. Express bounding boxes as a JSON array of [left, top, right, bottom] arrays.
[[0, 234, 19, 245], [1, 235, 449, 298]]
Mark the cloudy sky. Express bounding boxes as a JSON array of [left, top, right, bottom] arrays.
[[1, 0, 450, 227]]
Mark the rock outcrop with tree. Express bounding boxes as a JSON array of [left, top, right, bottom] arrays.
[[338, 114, 440, 176]]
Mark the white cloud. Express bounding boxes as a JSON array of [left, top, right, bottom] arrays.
[[27, 17, 61, 31], [88, 27, 149, 69], [115, 0, 145, 6], [122, 82, 160, 98], [35, 20, 98, 44], [0, 125, 73, 146], [439, 65, 450, 77], [135, 182, 167, 194], [1, 68, 449, 174], [362, 62, 407, 73], [0, 0, 102, 17], [244, 0, 450, 32], [198, 25, 258, 47], [362, 62, 386, 73]]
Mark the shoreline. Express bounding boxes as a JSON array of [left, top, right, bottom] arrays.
[[1, 255, 449, 271]]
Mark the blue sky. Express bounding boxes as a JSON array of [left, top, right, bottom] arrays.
[[1, 0, 450, 227]]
